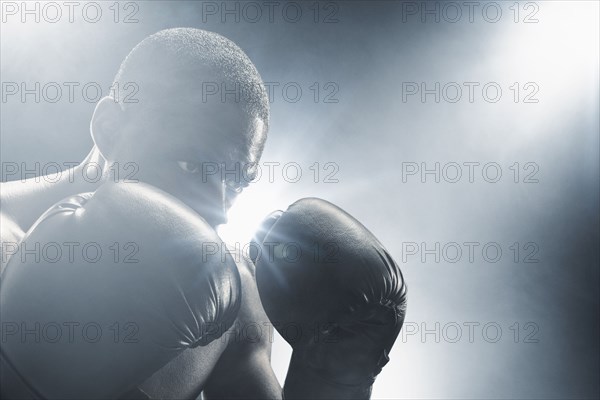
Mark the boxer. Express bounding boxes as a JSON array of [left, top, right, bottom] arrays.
[[0, 28, 406, 399]]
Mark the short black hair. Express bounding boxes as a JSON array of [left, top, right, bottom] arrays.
[[113, 28, 269, 128]]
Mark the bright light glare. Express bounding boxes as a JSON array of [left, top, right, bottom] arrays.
[[465, 0, 600, 150], [218, 180, 288, 246], [488, 1, 599, 102]]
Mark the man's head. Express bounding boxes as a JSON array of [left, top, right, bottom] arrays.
[[91, 28, 269, 227]]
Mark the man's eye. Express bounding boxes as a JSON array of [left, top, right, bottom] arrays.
[[178, 161, 201, 174]]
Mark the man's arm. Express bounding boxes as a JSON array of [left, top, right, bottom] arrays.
[[203, 335, 281, 399], [203, 255, 282, 399]]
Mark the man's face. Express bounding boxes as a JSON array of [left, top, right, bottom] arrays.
[[112, 96, 266, 228]]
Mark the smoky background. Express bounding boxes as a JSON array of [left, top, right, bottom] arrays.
[[1, 1, 598, 398]]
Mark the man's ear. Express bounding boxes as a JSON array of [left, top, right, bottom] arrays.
[[90, 96, 123, 162]]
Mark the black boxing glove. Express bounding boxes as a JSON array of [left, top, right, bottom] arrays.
[[0, 182, 241, 399], [252, 198, 407, 399]]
